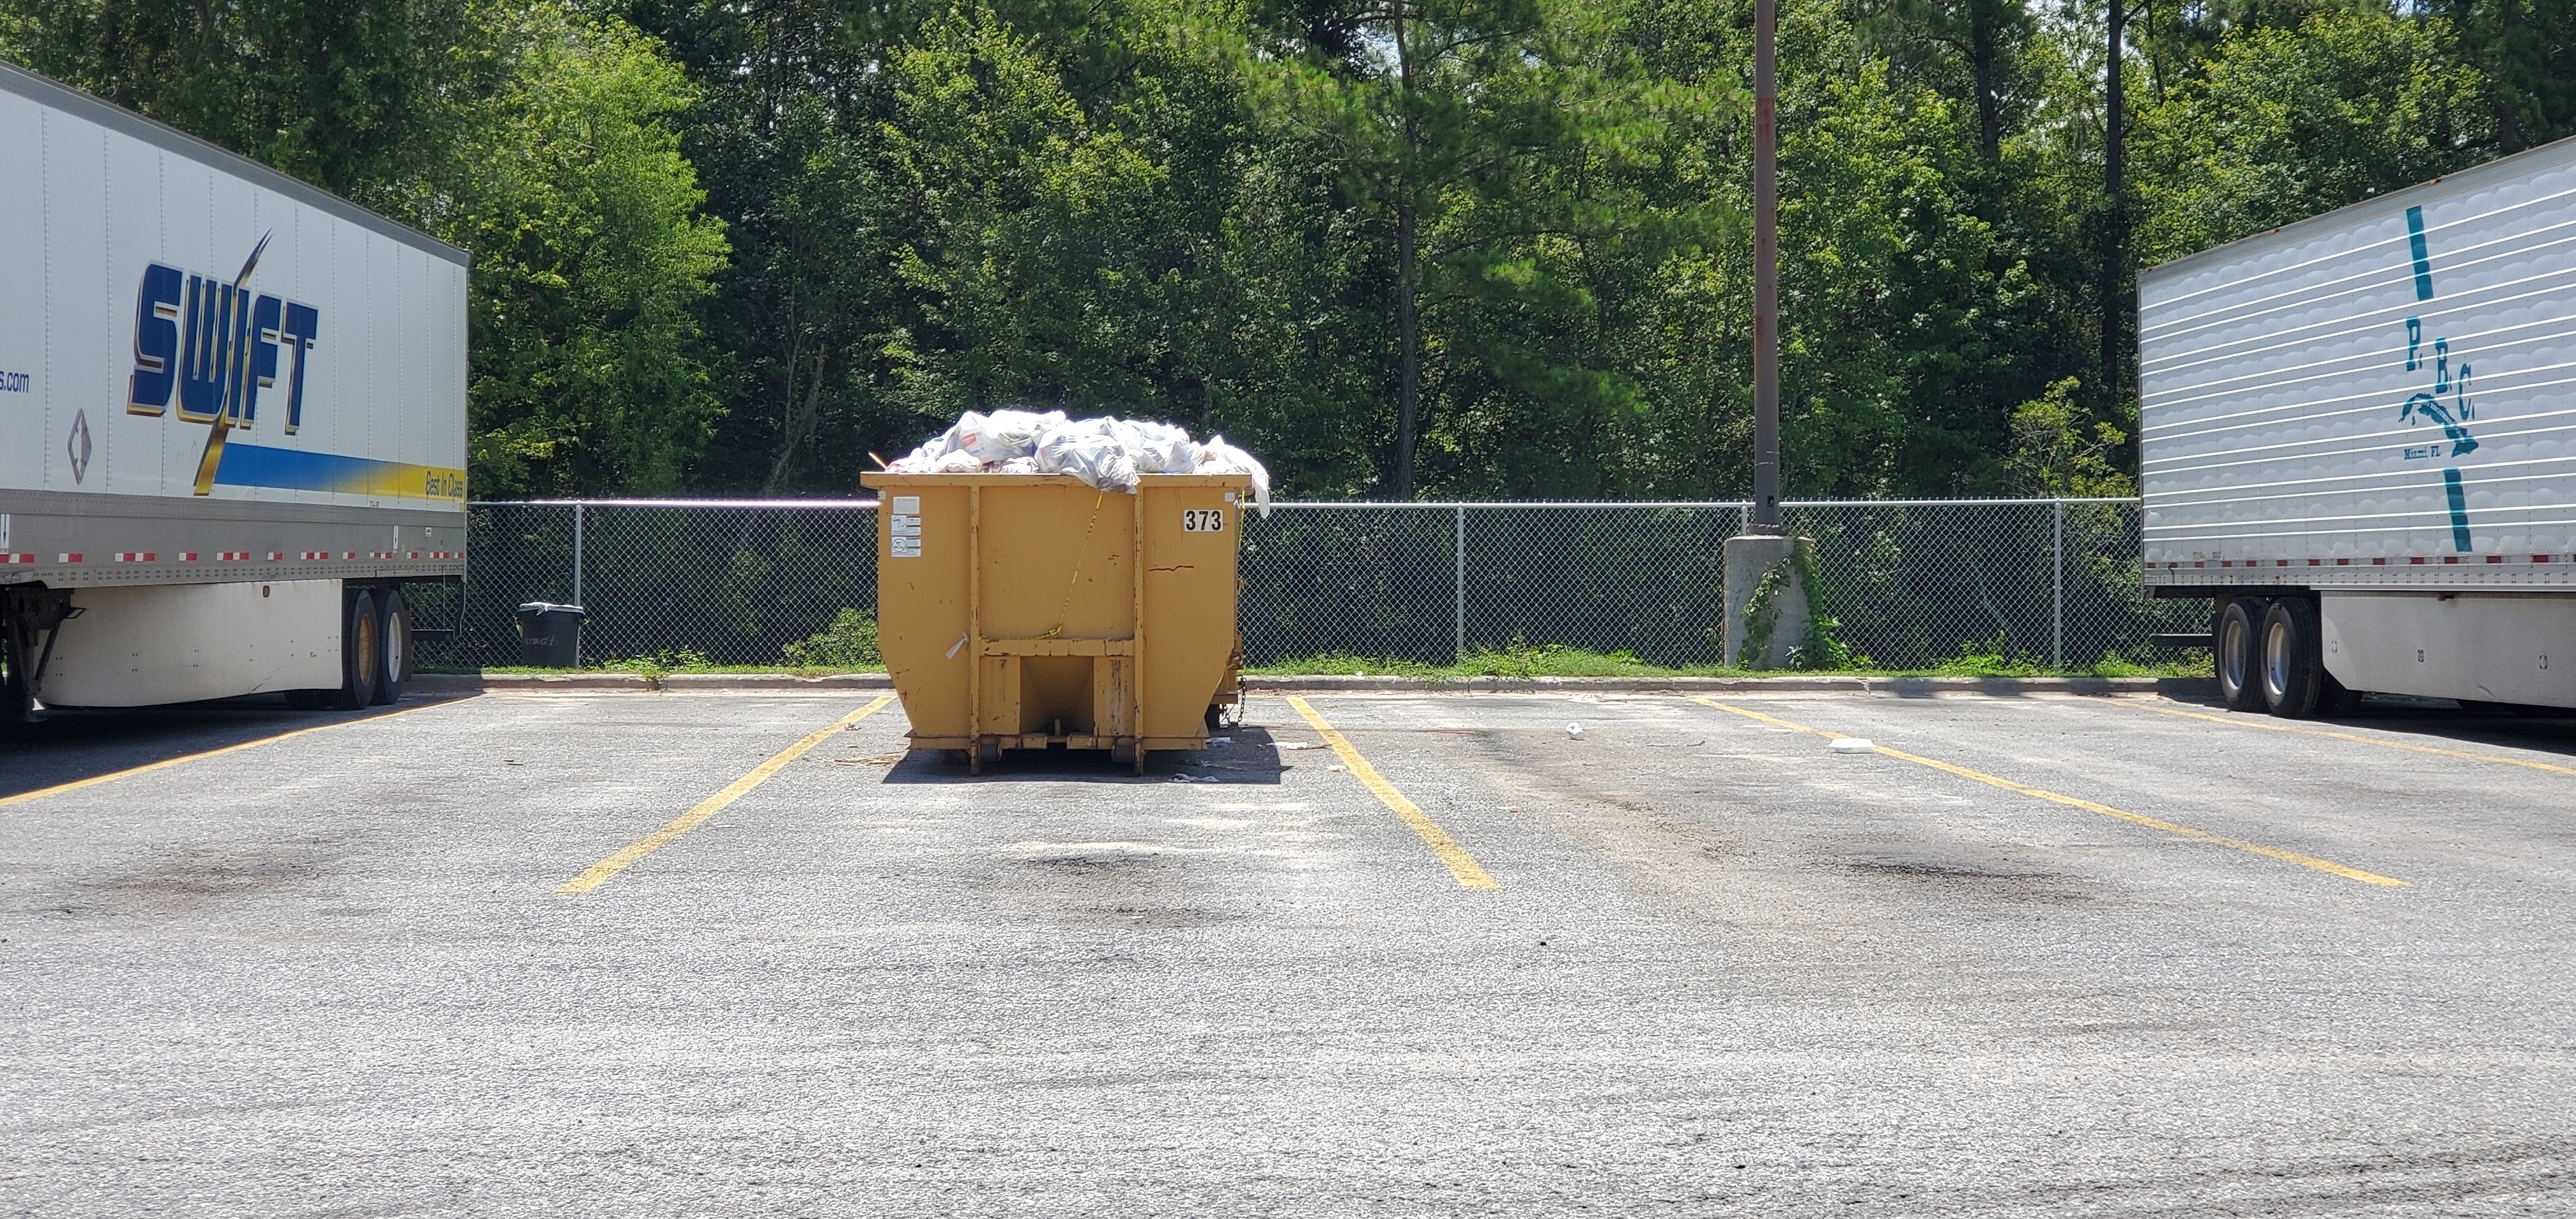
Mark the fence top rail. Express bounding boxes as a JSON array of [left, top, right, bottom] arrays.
[[467, 496, 2143, 510], [471, 498, 885, 509], [1263, 497, 2142, 509]]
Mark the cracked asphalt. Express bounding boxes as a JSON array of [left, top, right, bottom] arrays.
[[3, 688, 2573, 1216]]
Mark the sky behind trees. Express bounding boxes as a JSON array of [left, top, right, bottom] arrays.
[[5, 0, 2569, 500]]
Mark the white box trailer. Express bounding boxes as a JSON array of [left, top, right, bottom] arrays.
[[2138, 137, 2576, 715], [0, 61, 466, 721]]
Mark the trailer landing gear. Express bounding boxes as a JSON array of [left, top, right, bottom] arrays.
[[1, 587, 75, 730]]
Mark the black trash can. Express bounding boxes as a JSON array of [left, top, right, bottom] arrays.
[[514, 602, 586, 668]]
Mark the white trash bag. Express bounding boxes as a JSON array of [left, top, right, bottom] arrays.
[[1195, 434, 1271, 517], [885, 408, 1266, 509], [1114, 418, 1199, 473], [1034, 425, 1139, 493], [962, 408, 1064, 463]]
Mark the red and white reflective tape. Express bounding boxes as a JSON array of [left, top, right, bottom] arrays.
[[1, 553, 34, 565], [57, 553, 83, 564], [178, 552, 198, 562], [114, 551, 155, 562], [267, 551, 285, 561], [2155, 555, 2568, 568], [218, 551, 250, 561], [301, 551, 329, 560]]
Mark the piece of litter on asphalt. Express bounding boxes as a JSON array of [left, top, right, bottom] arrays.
[[1276, 742, 1319, 750], [1567, 723, 1583, 738], [1205, 737, 1232, 747], [1829, 738, 1875, 753], [1328, 763, 1346, 772], [1170, 774, 1220, 783]]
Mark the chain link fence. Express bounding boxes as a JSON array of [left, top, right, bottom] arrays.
[[418, 498, 2201, 672]]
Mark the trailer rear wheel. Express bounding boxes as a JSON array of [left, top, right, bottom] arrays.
[[2216, 598, 2267, 712], [373, 590, 411, 706], [2260, 598, 2324, 718], [329, 589, 383, 711]]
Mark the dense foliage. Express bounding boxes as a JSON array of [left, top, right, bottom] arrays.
[[6, 0, 2567, 500]]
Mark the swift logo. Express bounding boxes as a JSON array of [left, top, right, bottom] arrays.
[[123, 233, 322, 495]]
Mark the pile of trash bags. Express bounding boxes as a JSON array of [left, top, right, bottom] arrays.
[[885, 409, 1271, 514]]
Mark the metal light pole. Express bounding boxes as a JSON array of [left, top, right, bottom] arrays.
[[1751, 0, 1781, 533], [1722, 0, 1804, 669]]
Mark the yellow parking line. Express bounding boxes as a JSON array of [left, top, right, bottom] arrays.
[[2122, 699, 2576, 778], [0, 698, 459, 809], [1284, 694, 1498, 890], [1687, 696, 2409, 887], [556, 695, 895, 896]]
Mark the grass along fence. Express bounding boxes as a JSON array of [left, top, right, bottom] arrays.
[[411, 498, 2204, 675]]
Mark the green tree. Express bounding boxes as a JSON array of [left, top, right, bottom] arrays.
[[1, 0, 731, 498], [420, 4, 732, 496], [2133, 7, 2489, 263], [1251, 0, 1606, 497], [0, 0, 465, 197], [2436, 0, 2576, 152]]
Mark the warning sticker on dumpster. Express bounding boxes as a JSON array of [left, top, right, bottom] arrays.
[[891, 496, 922, 558]]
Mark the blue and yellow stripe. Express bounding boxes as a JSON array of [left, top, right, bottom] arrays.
[[212, 443, 465, 501]]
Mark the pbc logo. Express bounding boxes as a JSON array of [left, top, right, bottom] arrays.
[[125, 233, 320, 438]]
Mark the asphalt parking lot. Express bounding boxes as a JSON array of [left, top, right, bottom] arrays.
[[5, 689, 2575, 1216]]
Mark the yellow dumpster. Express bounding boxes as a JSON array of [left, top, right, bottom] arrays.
[[861, 471, 1252, 772]]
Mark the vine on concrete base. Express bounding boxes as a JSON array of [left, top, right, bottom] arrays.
[[1735, 540, 1864, 671]]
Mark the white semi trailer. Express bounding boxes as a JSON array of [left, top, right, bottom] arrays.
[[2138, 138, 2576, 716], [0, 62, 467, 724]]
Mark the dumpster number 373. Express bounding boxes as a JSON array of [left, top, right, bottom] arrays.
[[1181, 509, 1227, 533]]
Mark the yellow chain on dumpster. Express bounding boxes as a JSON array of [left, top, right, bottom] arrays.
[[1039, 487, 1108, 640]]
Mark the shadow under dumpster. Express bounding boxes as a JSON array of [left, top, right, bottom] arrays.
[[877, 724, 1289, 785]]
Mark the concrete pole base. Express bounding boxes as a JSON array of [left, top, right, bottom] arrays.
[[1722, 533, 1813, 670]]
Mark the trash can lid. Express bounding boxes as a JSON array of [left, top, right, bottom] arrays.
[[517, 601, 586, 615]]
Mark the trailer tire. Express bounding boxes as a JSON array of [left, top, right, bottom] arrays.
[[2216, 598, 2267, 712], [373, 590, 411, 706], [2259, 598, 2324, 718], [329, 589, 383, 711]]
